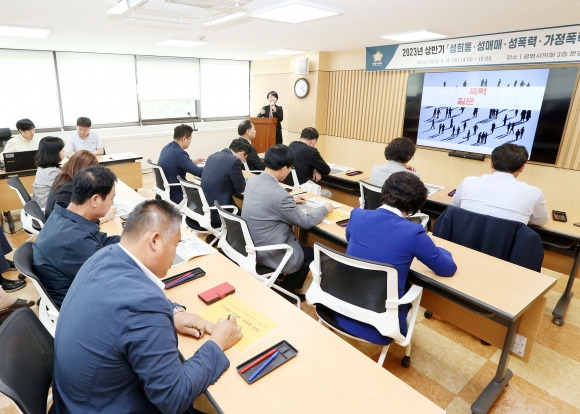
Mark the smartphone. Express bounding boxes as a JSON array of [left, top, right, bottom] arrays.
[[198, 282, 236, 305], [552, 210, 568, 222], [336, 218, 349, 227], [345, 170, 363, 176], [447, 189, 456, 196]]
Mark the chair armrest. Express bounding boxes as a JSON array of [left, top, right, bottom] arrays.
[[250, 244, 293, 287], [384, 285, 423, 308], [168, 183, 182, 187], [209, 205, 239, 215], [252, 244, 293, 254]]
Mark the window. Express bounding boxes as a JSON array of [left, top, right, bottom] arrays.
[[56, 52, 139, 125], [136, 56, 200, 120], [0, 50, 61, 129], [200, 59, 249, 118]]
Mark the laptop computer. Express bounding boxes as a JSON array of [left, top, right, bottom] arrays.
[[2, 150, 38, 172]]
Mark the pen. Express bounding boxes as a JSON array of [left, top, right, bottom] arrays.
[[165, 272, 196, 288], [163, 270, 193, 284], [248, 350, 279, 382], [240, 348, 277, 374]]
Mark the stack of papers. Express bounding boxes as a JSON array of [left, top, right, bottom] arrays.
[[173, 235, 216, 267], [327, 163, 355, 175], [424, 183, 445, 196], [115, 199, 146, 217], [298, 198, 342, 214]]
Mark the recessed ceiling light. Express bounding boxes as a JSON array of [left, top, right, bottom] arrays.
[[0, 25, 50, 38], [106, 0, 146, 15], [267, 49, 307, 56], [157, 39, 208, 48], [253, 3, 341, 24], [203, 11, 248, 26], [379, 30, 447, 43]]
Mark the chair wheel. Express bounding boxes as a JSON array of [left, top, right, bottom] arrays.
[[553, 317, 564, 326], [401, 356, 411, 368], [424, 310, 433, 319]]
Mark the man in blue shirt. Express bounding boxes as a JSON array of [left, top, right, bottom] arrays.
[[32, 165, 120, 308], [158, 124, 204, 204], [53, 199, 242, 413]]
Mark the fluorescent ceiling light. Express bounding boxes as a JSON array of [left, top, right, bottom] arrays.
[[203, 11, 247, 26], [106, 0, 145, 15], [157, 39, 207, 48], [253, 3, 341, 24], [0, 25, 49, 38], [267, 49, 307, 55], [380, 30, 447, 42]]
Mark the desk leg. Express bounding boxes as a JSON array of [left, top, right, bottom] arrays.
[[471, 318, 519, 414], [552, 244, 579, 326]]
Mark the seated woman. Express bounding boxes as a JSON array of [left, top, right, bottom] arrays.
[[32, 136, 65, 209], [370, 137, 418, 187], [335, 172, 457, 344]]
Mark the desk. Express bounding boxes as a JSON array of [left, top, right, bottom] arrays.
[[102, 180, 444, 414], [301, 207, 555, 414], [0, 152, 143, 212], [165, 253, 444, 413], [319, 167, 370, 207], [423, 186, 580, 327]]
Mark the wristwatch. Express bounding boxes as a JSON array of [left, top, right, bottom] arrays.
[[172, 305, 186, 315]]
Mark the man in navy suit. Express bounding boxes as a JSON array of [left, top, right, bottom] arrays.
[[238, 119, 265, 171], [158, 124, 204, 204], [202, 138, 251, 226]]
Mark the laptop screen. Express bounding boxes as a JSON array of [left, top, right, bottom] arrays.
[[3, 150, 38, 172]]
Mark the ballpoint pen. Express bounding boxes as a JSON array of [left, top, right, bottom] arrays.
[[248, 350, 279, 382]]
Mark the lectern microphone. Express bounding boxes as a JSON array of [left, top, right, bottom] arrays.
[[187, 112, 198, 131]]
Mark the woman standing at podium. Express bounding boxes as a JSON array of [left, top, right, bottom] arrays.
[[257, 91, 283, 144]]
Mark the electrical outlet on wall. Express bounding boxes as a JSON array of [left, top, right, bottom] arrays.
[[511, 333, 527, 357]]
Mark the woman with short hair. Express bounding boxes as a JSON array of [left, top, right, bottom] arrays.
[[32, 136, 65, 208]]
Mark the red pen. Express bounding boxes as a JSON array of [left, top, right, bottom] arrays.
[[240, 348, 277, 374], [164, 271, 194, 288]]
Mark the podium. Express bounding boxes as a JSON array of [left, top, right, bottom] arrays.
[[250, 117, 277, 153]]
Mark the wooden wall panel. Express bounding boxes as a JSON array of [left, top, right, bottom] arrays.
[[325, 70, 409, 144]]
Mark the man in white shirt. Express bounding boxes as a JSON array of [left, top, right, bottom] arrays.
[[64, 117, 104, 158], [451, 144, 549, 226], [1, 119, 41, 158]]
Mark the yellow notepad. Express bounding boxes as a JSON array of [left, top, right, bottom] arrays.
[[197, 296, 278, 353], [325, 209, 350, 223]]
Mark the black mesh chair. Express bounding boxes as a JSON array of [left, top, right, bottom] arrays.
[[305, 243, 423, 367], [13, 242, 59, 336], [146, 159, 185, 208], [214, 202, 300, 307], [6, 175, 31, 205], [7, 176, 46, 240], [0, 307, 54, 414], [177, 177, 238, 246]]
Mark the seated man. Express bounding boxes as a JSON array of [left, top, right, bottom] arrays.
[[64, 116, 104, 157], [158, 124, 204, 205], [451, 143, 549, 226], [242, 145, 333, 294], [202, 138, 251, 226], [52, 199, 242, 413], [238, 119, 265, 171], [282, 127, 332, 198], [32, 165, 120, 307], [0, 118, 40, 158], [370, 137, 418, 187]]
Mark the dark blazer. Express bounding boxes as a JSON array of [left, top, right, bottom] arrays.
[[53, 244, 229, 413], [433, 205, 544, 271], [201, 148, 246, 226], [257, 105, 283, 144], [241, 137, 265, 171], [45, 181, 73, 219], [158, 141, 203, 204], [283, 140, 331, 185]]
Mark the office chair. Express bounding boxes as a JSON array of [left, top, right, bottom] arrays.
[[242, 161, 264, 175], [214, 202, 301, 307], [146, 159, 186, 209], [0, 307, 54, 414], [177, 177, 238, 246], [7, 176, 46, 241], [358, 180, 430, 230], [306, 243, 423, 367], [13, 242, 59, 337], [0, 128, 11, 156]]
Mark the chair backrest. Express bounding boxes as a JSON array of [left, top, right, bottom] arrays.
[[290, 168, 300, 187], [13, 242, 59, 336], [7, 175, 32, 205], [215, 202, 254, 260], [0, 307, 54, 414], [433, 205, 544, 271], [306, 243, 405, 341], [146, 159, 170, 201], [0, 128, 11, 141], [359, 180, 382, 210], [23, 201, 46, 232], [177, 176, 221, 236]]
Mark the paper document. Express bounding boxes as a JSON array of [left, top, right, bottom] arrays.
[[105, 152, 137, 161], [115, 198, 145, 217], [324, 209, 350, 223], [328, 163, 355, 174], [172, 236, 216, 267], [197, 296, 278, 353], [424, 183, 445, 196]]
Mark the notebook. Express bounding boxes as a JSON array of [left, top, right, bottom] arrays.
[[3, 150, 37, 172]]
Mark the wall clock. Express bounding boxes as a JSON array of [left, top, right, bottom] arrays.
[[294, 78, 309, 98]]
